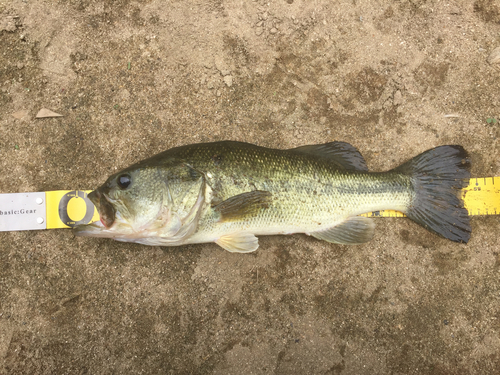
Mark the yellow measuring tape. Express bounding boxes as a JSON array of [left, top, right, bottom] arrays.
[[48, 177, 499, 228], [363, 177, 500, 218], [1, 177, 498, 231], [463, 177, 500, 216]]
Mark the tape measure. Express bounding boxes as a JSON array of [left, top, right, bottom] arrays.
[[0, 190, 99, 231], [363, 176, 500, 218], [1, 177, 499, 232]]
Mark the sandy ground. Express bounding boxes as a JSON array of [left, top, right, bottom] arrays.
[[1, 0, 500, 373]]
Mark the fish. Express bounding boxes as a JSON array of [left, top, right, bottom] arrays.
[[74, 141, 471, 252]]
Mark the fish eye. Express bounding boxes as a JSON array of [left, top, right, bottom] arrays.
[[117, 174, 132, 189]]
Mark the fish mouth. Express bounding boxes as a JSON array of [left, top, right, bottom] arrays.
[[88, 189, 116, 228], [74, 189, 116, 237]]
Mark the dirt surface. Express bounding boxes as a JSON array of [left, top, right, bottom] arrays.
[[1, 0, 500, 373]]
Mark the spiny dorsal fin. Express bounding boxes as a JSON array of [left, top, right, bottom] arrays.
[[216, 232, 259, 253], [308, 216, 375, 244], [291, 141, 368, 171], [213, 190, 272, 222]]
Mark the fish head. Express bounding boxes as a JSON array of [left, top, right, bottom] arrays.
[[75, 163, 206, 244], [75, 167, 171, 239]]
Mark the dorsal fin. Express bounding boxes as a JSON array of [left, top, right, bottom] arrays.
[[291, 141, 368, 171]]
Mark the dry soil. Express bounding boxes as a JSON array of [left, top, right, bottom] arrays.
[[1, 0, 500, 374]]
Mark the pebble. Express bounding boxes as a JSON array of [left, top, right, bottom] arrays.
[[214, 57, 231, 76], [36, 108, 63, 118], [393, 90, 403, 106], [202, 60, 213, 69], [11, 110, 29, 119], [223, 75, 233, 87], [0, 15, 17, 32], [487, 47, 500, 65]]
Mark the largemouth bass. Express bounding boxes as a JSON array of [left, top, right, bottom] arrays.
[[74, 141, 471, 251]]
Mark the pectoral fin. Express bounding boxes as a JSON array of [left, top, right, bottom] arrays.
[[214, 190, 272, 222], [215, 232, 259, 253], [309, 216, 375, 244]]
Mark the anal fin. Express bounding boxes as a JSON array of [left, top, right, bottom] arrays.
[[215, 232, 259, 253], [309, 216, 375, 245]]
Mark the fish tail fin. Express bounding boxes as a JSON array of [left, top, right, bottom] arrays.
[[393, 145, 471, 243]]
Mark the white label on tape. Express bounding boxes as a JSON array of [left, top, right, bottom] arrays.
[[0, 192, 47, 231]]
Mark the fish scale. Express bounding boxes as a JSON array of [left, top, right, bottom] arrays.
[[169, 143, 408, 237]]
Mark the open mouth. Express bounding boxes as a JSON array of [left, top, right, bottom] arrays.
[[88, 189, 116, 228]]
